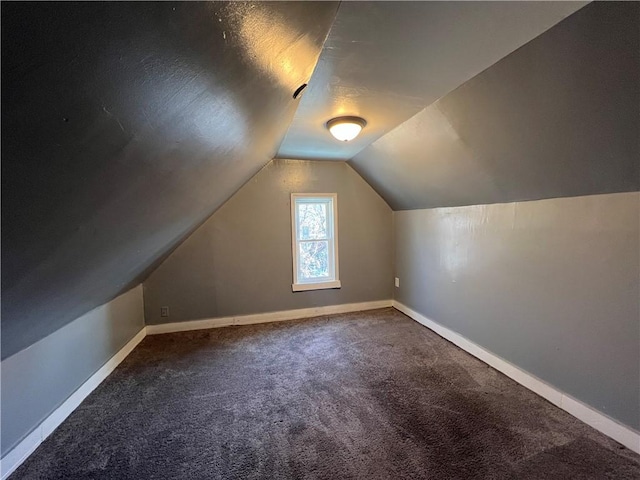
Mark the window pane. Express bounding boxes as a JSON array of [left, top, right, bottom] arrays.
[[298, 202, 327, 240], [299, 241, 329, 279]]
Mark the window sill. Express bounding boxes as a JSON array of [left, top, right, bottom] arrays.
[[292, 280, 341, 292]]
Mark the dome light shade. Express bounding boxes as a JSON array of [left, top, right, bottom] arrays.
[[327, 116, 367, 142]]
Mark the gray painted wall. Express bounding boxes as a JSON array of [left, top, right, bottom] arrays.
[[351, 2, 639, 210], [1, 1, 338, 359], [1, 285, 144, 457], [144, 160, 393, 325], [394, 192, 640, 430]]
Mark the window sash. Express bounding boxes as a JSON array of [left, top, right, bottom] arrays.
[[297, 240, 333, 283], [291, 194, 340, 291], [295, 201, 331, 242]]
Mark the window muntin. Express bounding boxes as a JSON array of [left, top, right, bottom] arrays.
[[291, 194, 340, 291]]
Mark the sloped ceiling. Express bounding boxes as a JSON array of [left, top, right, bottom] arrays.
[[277, 1, 587, 161], [4, 1, 635, 360], [1, 1, 339, 359], [350, 2, 640, 209]]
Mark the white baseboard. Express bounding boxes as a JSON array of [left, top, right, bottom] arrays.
[[1, 300, 392, 478], [0, 328, 147, 480], [393, 301, 640, 454], [146, 300, 393, 335], [8, 299, 633, 478]]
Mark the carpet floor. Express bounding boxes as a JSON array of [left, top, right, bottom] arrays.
[[11, 308, 640, 479]]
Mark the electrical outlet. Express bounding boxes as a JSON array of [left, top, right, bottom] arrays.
[[394, 277, 400, 288], [160, 306, 169, 317]]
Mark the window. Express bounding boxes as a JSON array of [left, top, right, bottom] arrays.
[[291, 193, 340, 292]]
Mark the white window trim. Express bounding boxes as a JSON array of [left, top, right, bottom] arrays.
[[291, 193, 341, 292]]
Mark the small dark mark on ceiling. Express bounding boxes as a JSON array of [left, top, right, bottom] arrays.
[[293, 83, 307, 99]]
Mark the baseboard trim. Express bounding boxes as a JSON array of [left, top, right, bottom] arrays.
[[0, 327, 147, 480], [146, 300, 394, 335], [8, 299, 633, 477], [392, 301, 640, 454]]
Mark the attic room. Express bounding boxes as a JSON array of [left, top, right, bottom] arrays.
[[1, 1, 639, 478]]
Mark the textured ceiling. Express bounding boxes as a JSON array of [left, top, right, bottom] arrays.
[[277, 1, 586, 161], [350, 2, 640, 210], [1, 1, 339, 359], [4, 1, 635, 360]]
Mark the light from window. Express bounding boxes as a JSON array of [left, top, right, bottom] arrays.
[[291, 193, 340, 292]]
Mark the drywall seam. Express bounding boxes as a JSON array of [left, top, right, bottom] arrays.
[[146, 300, 393, 334], [393, 301, 640, 454], [0, 328, 147, 480]]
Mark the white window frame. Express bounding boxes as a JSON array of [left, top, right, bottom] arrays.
[[291, 193, 340, 292]]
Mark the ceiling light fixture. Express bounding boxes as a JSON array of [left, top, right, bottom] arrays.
[[326, 116, 367, 142]]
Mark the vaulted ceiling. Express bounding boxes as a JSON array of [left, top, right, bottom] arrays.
[[3, 1, 638, 359], [350, 1, 639, 209], [277, 1, 586, 161], [1, 1, 338, 358]]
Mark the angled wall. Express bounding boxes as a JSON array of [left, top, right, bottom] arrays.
[[351, 2, 639, 210], [144, 160, 393, 325], [1, 1, 338, 359], [370, 2, 640, 433]]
